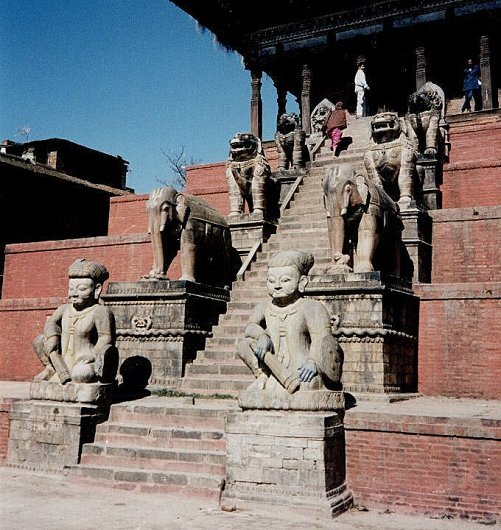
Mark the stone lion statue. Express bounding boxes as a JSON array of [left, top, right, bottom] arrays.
[[406, 81, 448, 157], [275, 112, 307, 170], [363, 112, 418, 209], [226, 132, 271, 217]]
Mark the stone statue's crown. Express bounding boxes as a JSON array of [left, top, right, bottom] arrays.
[[68, 258, 109, 284], [269, 250, 314, 276]]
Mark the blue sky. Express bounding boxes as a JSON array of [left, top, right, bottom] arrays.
[[1, 0, 296, 193]]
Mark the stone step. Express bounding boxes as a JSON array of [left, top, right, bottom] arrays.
[[203, 336, 238, 348], [80, 443, 226, 476], [197, 349, 241, 362], [278, 213, 327, 224], [185, 362, 250, 376], [181, 376, 252, 394], [278, 219, 328, 230], [271, 227, 328, 237], [95, 422, 226, 452], [70, 464, 224, 500], [108, 398, 237, 430]]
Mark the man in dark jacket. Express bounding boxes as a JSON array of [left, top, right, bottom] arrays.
[[462, 58, 481, 112]]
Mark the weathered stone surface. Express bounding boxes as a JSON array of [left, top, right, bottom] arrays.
[[30, 380, 114, 404], [31, 258, 118, 403], [237, 250, 344, 411], [103, 280, 229, 387], [224, 410, 353, 517], [7, 400, 107, 472], [308, 271, 419, 394]]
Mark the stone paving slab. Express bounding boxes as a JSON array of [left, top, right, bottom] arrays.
[[349, 395, 501, 420], [1, 466, 497, 530]]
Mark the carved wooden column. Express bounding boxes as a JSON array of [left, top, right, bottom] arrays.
[[250, 69, 263, 139], [300, 64, 312, 134], [274, 79, 287, 126], [415, 46, 426, 90], [480, 35, 496, 110]]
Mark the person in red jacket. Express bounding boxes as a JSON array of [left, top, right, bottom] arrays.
[[323, 101, 349, 156]]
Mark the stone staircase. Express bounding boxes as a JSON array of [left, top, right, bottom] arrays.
[[180, 116, 373, 397], [70, 396, 239, 500], [70, 116, 374, 498]]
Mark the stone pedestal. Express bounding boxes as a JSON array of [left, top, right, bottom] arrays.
[[272, 168, 306, 207], [417, 156, 442, 210], [227, 214, 277, 257], [7, 400, 107, 472], [223, 411, 353, 517], [102, 280, 229, 387], [30, 380, 114, 404], [401, 206, 432, 283], [308, 272, 419, 395]]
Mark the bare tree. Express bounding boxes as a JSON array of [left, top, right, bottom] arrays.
[[158, 147, 200, 190], [17, 125, 31, 142]]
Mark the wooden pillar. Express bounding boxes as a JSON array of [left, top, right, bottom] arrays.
[[274, 79, 287, 126], [300, 64, 312, 134], [480, 35, 496, 110], [250, 69, 263, 138], [415, 46, 426, 90]]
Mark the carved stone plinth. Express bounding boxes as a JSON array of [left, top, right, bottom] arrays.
[[417, 156, 442, 210], [223, 411, 353, 517], [7, 400, 107, 472], [308, 272, 419, 395], [30, 380, 114, 404], [102, 280, 229, 387], [401, 207, 432, 283], [227, 215, 277, 257]]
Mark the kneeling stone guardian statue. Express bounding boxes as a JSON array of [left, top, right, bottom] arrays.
[[33, 258, 118, 389], [238, 250, 344, 410]]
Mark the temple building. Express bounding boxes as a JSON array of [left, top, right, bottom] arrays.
[[0, 1, 500, 523], [171, 0, 500, 133]]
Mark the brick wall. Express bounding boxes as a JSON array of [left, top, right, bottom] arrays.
[[0, 235, 179, 380], [2, 235, 155, 299], [345, 412, 501, 519], [108, 194, 148, 236], [442, 114, 501, 208], [416, 283, 501, 400], [429, 206, 501, 284], [0, 298, 63, 380]]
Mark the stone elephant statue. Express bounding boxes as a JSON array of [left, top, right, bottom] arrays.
[[144, 186, 234, 287], [322, 164, 404, 276]]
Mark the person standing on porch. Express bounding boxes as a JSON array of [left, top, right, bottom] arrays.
[[461, 58, 481, 113], [354, 58, 370, 117]]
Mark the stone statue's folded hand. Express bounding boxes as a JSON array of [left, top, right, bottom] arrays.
[[298, 360, 318, 382], [254, 334, 273, 361]]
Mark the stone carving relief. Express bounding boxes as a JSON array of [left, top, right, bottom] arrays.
[[363, 112, 418, 209], [226, 133, 271, 217], [237, 250, 344, 410], [143, 186, 233, 287], [33, 258, 119, 389], [274, 112, 307, 170], [306, 98, 336, 156], [323, 164, 403, 276]]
